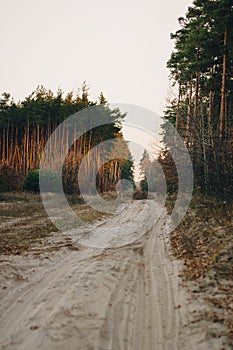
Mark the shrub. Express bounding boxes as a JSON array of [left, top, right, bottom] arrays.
[[23, 169, 61, 193], [39, 169, 61, 193], [23, 169, 40, 193], [139, 177, 148, 192], [133, 189, 148, 200]]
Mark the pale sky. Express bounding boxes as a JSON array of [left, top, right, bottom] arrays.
[[1, 0, 193, 114]]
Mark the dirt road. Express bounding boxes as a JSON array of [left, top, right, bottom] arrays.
[[0, 199, 228, 350]]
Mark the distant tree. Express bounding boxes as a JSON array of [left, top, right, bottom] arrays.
[[99, 92, 107, 105], [121, 158, 135, 189], [139, 177, 148, 192], [139, 150, 158, 192]]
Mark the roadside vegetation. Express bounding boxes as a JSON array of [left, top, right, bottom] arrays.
[[170, 193, 233, 345], [0, 84, 135, 195], [162, 1, 233, 346], [162, 0, 233, 199]]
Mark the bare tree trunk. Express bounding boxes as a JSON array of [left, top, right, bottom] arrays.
[[35, 124, 40, 168], [192, 48, 200, 170], [9, 126, 13, 163], [26, 117, 30, 174], [186, 75, 193, 141], [220, 29, 227, 140], [6, 121, 9, 163], [208, 90, 215, 149], [200, 97, 208, 193], [2, 128, 6, 162], [194, 49, 199, 121]]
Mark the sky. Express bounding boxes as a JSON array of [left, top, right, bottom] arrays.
[[1, 0, 193, 115]]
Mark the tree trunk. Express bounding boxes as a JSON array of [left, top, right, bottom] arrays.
[[208, 90, 214, 148], [176, 84, 181, 133], [186, 75, 193, 141], [220, 29, 227, 140], [26, 117, 30, 174], [200, 97, 208, 193], [192, 48, 200, 171], [6, 121, 9, 163], [194, 49, 199, 121]]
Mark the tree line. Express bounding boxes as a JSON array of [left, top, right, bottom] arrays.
[[162, 0, 233, 199], [0, 84, 134, 193]]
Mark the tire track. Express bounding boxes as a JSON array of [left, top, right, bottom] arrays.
[[0, 199, 186, 350]]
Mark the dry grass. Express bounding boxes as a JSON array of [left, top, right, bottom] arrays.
[[0, 192, 110, 255], [169, 193, 233, 344], [170, 193, 233, 280]]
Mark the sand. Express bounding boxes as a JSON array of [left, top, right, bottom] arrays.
[[0, 198, 231, 350]]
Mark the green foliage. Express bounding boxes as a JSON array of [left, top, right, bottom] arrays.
[[163, 0, 233, 199], [121, 159, 136, 189], [23, 169, 61, 193], [0, 83, 134, 195], [23, 169, 40, 193], [40, 169, 61, 193]]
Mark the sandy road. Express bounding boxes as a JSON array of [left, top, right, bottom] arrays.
[[0, 199, 221, 350]]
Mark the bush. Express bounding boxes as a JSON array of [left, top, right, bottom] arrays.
[[140, 177, 148, 192], [23, 169, 61, 193], [40, 169, 61, 193], [133, 190, 148, 200], [23, 169, 40, 193]]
